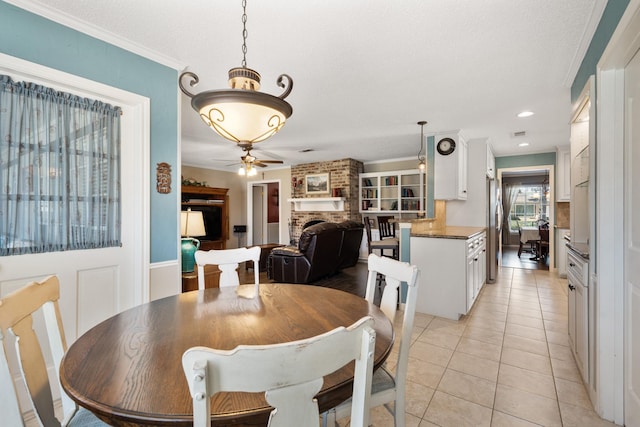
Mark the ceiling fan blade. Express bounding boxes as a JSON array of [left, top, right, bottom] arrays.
[[256, 159, 284, 164], [253, 161, 269, 168]]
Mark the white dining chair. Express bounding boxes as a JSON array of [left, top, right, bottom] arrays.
[[0, 276, 107, 426], [182, 316, 376, 427], [323, 253, 420, 427], [195, 246, 261, 291]]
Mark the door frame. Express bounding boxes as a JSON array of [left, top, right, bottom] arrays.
[[496, 165, 556, 271], [0, 53, 150, 329], [596, 0, 640, 422], [246, 179, 281, 246]]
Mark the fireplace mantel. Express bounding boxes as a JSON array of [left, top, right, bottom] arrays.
[[288, 197, 345, 212]]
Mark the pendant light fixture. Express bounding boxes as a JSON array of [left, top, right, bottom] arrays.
[[179, 0, 293, 147], [417, 121, 427, 171]]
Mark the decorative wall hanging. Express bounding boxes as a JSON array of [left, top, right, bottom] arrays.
[[305, 173, 329, 194], [156, 162, 172, 194]]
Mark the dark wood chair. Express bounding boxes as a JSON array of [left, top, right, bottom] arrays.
[[364, 217, 399, 260], [377, 216, 396, 239], [536, 227, 550, 261]]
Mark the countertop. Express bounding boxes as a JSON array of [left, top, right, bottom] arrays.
[[567, 241, 590, 260], [411, 226, 486, 240]]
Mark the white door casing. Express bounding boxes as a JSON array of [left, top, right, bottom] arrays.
[[595, 1, 640, 422], [0, 53, 150, 341], [624, 45, 640, 427], [252, 185, 265, 245], [246, 179, 282, 247]]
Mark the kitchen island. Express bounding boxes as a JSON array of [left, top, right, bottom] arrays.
[[410, 226, 487, 320]]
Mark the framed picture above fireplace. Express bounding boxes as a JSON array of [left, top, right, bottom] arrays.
[[305, 173, 329, 194]]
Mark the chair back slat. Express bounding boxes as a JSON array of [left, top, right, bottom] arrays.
[[377, 216, 396, 239], [183, 316, 376, 427]]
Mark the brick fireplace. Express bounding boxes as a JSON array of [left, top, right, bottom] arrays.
[[289, 158, 363, 242]]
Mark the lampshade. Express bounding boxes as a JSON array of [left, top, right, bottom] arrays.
[[180, 210, 206, 237]]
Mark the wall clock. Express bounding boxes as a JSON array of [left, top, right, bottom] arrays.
[[437, 137, 456, 155]]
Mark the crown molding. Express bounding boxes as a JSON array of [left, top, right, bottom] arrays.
[[562, 0, 608, 87], [5, 0, 186, 71]]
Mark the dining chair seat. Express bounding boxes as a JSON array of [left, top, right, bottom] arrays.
[[68, 408, 108, 426]]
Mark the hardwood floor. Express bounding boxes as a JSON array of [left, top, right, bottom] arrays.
[[239, 262, 370, 298], [502, 245, 549, 271]]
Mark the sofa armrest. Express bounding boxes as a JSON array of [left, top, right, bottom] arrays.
[[271, 246, 305, 257]]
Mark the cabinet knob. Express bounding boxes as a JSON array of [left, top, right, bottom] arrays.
[[569, 262, 575, 267], [568, 284, 575, 291]]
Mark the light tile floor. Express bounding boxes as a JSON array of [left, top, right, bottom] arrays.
[[342, 267, 621, 427]]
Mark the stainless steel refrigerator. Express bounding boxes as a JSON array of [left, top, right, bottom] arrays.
[[486, 178, 502, 283]]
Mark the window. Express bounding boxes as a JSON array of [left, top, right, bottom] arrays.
[[508, 184, 549, 231], [0, 75, 121, 256]]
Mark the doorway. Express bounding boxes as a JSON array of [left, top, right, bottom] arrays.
[[247, 179, 281, 246], [497, 166, 555, 271]]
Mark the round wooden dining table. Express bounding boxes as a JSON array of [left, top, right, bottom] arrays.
[[60, 284, 394, 426]]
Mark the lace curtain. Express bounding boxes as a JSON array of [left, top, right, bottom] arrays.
[[0, 75, 121, 256]]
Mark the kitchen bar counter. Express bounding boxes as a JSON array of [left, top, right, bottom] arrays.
[[410, 227, 488, 319], [411, 225, 486, 240]]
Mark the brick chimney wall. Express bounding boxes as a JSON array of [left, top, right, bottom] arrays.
[[289, 158, 363, 242]]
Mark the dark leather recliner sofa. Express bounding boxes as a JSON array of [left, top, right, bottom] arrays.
[[268, 221, 364, 284]]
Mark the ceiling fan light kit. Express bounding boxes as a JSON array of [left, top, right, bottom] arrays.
[[179, 0, 293, 147]]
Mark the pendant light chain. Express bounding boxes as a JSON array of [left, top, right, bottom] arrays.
[[241, 0, 248, 68]]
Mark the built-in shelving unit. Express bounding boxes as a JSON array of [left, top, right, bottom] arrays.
[[359, 169, 425, 214]]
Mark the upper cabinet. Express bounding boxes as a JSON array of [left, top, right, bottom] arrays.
[[486, 143, 496, 179], [360, 169, 425, 214], [556, 146, 571, 202], [434, 132, 468, 200]]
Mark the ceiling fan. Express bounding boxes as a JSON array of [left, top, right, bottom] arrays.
[[234, 146, 283, 176]]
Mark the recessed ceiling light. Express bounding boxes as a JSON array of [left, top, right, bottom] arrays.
[[517, 111, 534, 118], [518, 142, 530, 147]]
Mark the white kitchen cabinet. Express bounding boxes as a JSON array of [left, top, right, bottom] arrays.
[[557, 228, 569, 278], [360, 169, 425, 213], [486, 143, 496, 179], [410, 231, 486, 319], [567, 250, 589, 383], [434, 133, 468, 200], [556, 147, 571, 202]]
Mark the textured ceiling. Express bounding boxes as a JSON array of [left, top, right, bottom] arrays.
[[10, 0, 606, 171]]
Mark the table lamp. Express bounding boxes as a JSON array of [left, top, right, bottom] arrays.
[[180, 209, 206, 273]]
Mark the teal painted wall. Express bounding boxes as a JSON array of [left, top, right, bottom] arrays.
[[495, 152, 556, 170], [571, 0, 629, 102], [0, 2, 179, 263], [426, 135, 435, 218]]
